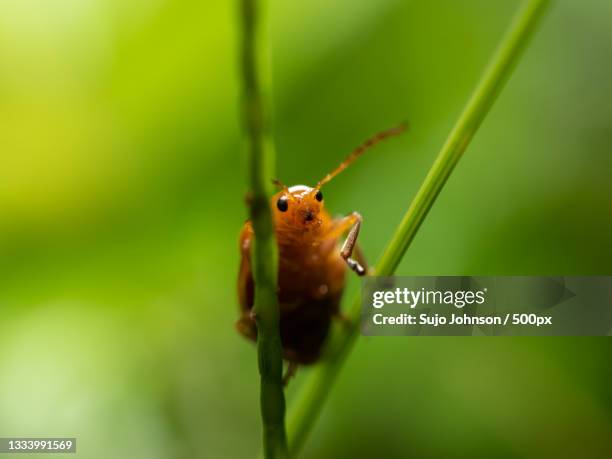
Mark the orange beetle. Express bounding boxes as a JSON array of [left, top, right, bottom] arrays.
[[237, 123, 406, 382]]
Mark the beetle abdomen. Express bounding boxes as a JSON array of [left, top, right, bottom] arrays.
[[278, 295, 339, 364]]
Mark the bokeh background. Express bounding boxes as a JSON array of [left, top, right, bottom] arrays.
[[1, 0, 611, 458]]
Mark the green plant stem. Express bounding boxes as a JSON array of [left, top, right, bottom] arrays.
[[285, 0, 550, 456], [240, 0, 289, 458]]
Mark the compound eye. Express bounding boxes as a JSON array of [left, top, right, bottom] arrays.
[[277, 196, 289, 212], [315, 190, 323, 202]]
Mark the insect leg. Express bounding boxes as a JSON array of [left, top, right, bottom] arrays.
[[353, 243, 369, 274], [339, 212, 366, 276], [282, 361, 298, 386], [235, 315, 257, 340]]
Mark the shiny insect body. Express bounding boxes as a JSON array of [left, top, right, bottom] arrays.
[[237, 124, 406, 380]]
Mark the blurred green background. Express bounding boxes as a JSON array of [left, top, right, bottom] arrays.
[[1, 0, 611, 458]]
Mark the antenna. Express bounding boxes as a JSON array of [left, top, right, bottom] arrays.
[[317, 122, 408, 188]]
